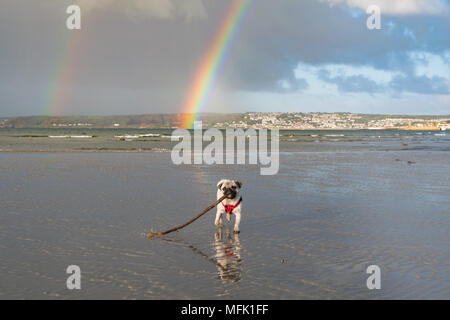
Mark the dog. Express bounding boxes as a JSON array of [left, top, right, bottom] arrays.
[[215, 179, 243, 233]]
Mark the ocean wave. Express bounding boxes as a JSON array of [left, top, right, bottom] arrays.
[[115, 135, 140, 139], [49, 135, 93, 139], [70, 135, 93, 138], [139, 133, 160, 137], [151, 148, 171, 152], [115, 133, 161, 139]]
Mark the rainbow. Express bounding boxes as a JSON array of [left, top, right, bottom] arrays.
[[181, 0, 252, 128], [44, 14, 88, 116]]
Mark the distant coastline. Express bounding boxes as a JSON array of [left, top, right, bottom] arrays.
[[1, 112, 449, 130]]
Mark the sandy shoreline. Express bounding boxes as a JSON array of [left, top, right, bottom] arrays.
[[1, 151, 449, 299]]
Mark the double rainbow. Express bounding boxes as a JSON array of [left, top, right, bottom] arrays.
[[44, 1, 251, 121], [180, 0, 252, 128]]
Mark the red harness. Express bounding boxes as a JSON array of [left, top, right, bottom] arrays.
[[221, 197, 242, 214]]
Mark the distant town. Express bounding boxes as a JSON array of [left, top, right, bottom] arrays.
[[1, 113, 449, 130]]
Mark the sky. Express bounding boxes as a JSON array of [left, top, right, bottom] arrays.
[[0, 0, 449, 117]]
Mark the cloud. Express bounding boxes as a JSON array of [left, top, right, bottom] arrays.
[[293, 56, 450, 95], [76, 0, 207, 20], [320, 0, 450, 15], [295, 62, 395, 94], [390, 74, 450, 94], [276, 78, 309, 93], [317, 70, 384, 93]]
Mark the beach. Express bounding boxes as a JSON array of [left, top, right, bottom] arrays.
[[0, 129, 449, 299]]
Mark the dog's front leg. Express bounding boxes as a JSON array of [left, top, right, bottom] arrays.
[[233, 212, 241, 233], [215, 211, 223, 227]]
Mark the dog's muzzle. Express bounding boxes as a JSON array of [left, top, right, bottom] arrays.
[[224, 189, 237, 199]]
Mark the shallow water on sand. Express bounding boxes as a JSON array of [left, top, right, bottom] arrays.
[[0, 149, 449, 299]]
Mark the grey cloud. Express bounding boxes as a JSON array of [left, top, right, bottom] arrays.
[[275, 78, 309, 93], [317, 69, 450, 95], [75, 0, 207, 20], [317, 70, 384, 93], [390, 74, 450, 94]]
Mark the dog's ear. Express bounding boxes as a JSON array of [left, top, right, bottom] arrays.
[[217, 179, 226, 189], [234, 180, 242, 188]]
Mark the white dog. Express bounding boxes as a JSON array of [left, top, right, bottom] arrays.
[[215, 179, 243, 233]]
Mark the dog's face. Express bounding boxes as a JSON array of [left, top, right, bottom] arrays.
[[217, 179, 242, 199]]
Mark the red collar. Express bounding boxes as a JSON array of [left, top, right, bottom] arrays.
[[221, 197, 242, 214]]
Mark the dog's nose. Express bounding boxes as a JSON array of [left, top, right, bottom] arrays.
[[224, 189, 236, 198]]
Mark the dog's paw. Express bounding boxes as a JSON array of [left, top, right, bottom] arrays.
[[226, 214, 231, 222], [233, 230, 240, 234], [215, 222, 223, 227]]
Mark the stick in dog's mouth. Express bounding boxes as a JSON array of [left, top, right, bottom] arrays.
[[147, 194, 228, 239]]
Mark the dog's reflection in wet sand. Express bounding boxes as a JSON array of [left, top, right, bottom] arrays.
[[214, 227, 242, 283]]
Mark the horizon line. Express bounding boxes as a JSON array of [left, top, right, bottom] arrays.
[[2, 111, 450, 118]]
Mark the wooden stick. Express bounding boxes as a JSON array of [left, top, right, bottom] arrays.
[[147, 194, 228, 239]]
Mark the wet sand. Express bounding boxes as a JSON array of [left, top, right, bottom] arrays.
[[0, 151, 449, 299]]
